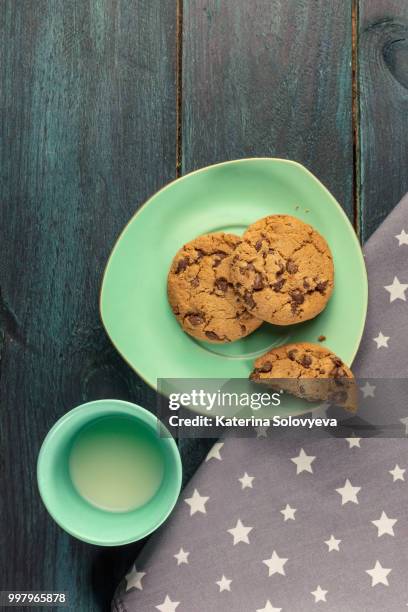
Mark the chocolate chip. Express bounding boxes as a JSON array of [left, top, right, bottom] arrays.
[[272, 278, 286, 292], [255, 239, 263, 251], [213, 251, 227, 267], [316, 280, 329, 294], [191, 277, 199, 288], [249, 369, 260, 381], [303, 279, 310, 289], [205, 331, 220, 341], [195, 249, 205, 261], [253, 273, 264, 291], [188, 314, 204, 326], [301, 354, 312, 367], [232, 254, 239, 263], [175, 257, 189, 273], [318, 335, 326, 342], [240, 324, 247, 334], [259, 361, 272, 373], [276, 262, 285, 276], [286, 259, 298, 274], [288, 349, 298, 361], [333, 366, 346, 378], [244, 290, 256, 309], [332, 357, 343, 367], [215, 278, 228, 292], [290, 289, 305, 305]]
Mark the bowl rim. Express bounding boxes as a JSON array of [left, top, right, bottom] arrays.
[[37, 399, 182, 546], [99, 157, 368, 392]]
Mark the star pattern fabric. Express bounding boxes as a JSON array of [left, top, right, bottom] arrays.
[[173, 548, 189, 565], [227, 518, 253, 545], [184, 489, 209, 515], [113, 195, 408, 611], [216, 575, 232, 592], [324, 535, 341, 552], [373, 331, 389, 348], [280, 504, 296, 521], [124, 566, 145, 592]]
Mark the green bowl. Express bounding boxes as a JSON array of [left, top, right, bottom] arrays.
[[100, 159, 367, 394], [37, 400, 182, 546]]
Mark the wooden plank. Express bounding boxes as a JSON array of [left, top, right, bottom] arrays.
[[0, 0, 176, 608], [182, 0, 354, 220], [358, 0, 408, 240]]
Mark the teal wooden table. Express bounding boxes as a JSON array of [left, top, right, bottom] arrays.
[[1, 1, 408, 610]]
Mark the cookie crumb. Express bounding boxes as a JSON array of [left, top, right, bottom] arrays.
[[318, 335, 326, 342]]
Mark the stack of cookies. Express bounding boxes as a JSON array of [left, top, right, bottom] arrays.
[[167, 215, 354, 401]]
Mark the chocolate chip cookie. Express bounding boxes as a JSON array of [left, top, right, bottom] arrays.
[[167, 233, 263, 343], [230, 215, 334, 325], [250, 342, 356, 410]]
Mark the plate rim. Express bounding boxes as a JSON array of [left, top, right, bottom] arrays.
[[100, 157, 368, 391]]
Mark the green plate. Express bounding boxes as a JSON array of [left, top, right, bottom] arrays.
[[100, 159, 367, 392]]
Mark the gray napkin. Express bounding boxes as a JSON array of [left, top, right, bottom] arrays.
[[113, 195, 408, 612]]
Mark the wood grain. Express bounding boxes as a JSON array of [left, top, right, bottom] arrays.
[[0, 1, 176, 609], [182, 0, 354, 219], [358, 0, 408, 239]]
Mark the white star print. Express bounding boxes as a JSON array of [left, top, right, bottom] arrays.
[[371, 511, 397, 537], [366, 561, 391, 586], [396, 229, 408, 246], [335, 479, 361, 504], [205, 442, 224, 462], [216, 575, 232, 592], [184, 489, 209, 515], [311, 585, 328, 602], [324, 535, 341, 551], [262, 550, 288, 576], [373, 331, 389, 348], [360, 381, 376, 398], [238, 472, 255, 489], [256, 425, 269, 438], [125, 565, 146, 591], [256, 601, 282, 612], [345, 434, 361, 448], [384, 276, 408, 302], [389, 464, 405, 481], [174, 548, 189, 565], [280, 503, 296, 521], [400, 416, 408, 435], [155, 595, 180, 612], [227, 519, 253, 545], [291, 448, 315, 474]]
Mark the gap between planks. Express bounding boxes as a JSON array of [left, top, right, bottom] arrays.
[[352, 0, 361, 240], [176, 0, 183, 178]]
